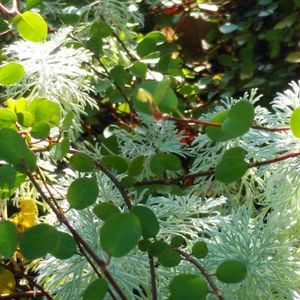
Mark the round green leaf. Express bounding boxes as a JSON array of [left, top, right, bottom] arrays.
[[192, 241, 208, 259], [170, 235, 186, 248], [215, 147, 248, 183], [50, 231, 77, 259], [128, 155, 145, 177], [69, 153, 95, 172], [148, 240, 169, 257], [101, 155, 128, 174], [67, 177, 99, 210], [131, 62, 147, 78], [163, 153, 182, 171], [206, 110, 230, 142], [222, 100, 255, 138], [82, 279, 108, 300], [291, 107, 300, 138], [50, 138, 70, 161], [0, 108, 17, 128], [31, 121, 50, 139], [0, 62, 25, 86], [19, 224, 58, 260], [15, 11, 48, 42], [0, 128, 36, 173], [131, 206, 160, 238], [216, 260, 247, 283], [0, 221, 18, 257], [100, 213, 142, 257], [158, 248, 181, 267], [150, 153, 166, 175], [138, 239, 151, 252], [93, 202, 120, 221], [169, 274, 210, 300], [17, 111, 34, 127]]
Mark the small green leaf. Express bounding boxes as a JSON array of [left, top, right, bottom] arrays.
[[169, 274, 210, 300], [148, 240, 169, 257], [131, 206, 160, 238], [158, 248, 181, 267], [0, 62, 25, 86], [67, 177, 99, 210], [131, 62, 147, 78], [93, 202, 120, 221], [101, 155, 128, 174], [17, 112, 34, 127], [100, 213, 142, 257], [191, 241, 208, 259], [50, 231, 77, 259], [138, 239, 151, 252], [216, 260, 247, 283], [206, 110, 230, 142], [26, 0, 43, 9], [29, 98, 61, 126], [61, 112, 74, 130], [291, 107, 300, 138], [0, 221, 18, 257], [137, 31, 165, 57], [14, 11, 48, 42], [170, 235, 185, 248], [163, 153, 182, 171], [150, 153, 166, 175], [50, 138, 70, 161], [215, 147, 248, 183], [82, 279, 108, 300], [128, 156, 145, 177], [150, 153, 181, 175], [0, 128, 36, 173], [109, 66, 131, 86], [69, 153, 95, 172], [19, 224, 58, 260], [31, 121, 50, 139], [0, 108, 17, 128]]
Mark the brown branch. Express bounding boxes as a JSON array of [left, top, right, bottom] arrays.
[[175, 249, 225, 300], [0, 263, 53, 300], [23, 166, 128, 300], [0, 291, 47, 299], [148, 254, 157, 300], [136, 150, 300, 186], [167, 116, 290, 132]]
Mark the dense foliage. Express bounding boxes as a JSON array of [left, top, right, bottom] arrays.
[[0, 1, 300, 300]]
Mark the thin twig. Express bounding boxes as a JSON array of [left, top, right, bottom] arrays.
[[0, 291, 47, 299], [148, 254, 158, 300], [175, 249, 225, 300], [24, 166, 128, 300]]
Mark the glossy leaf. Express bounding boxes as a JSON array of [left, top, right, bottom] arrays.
[[0, 62, 25, 86], [100, 213, 142, 257], [67, 177, 99, 210]]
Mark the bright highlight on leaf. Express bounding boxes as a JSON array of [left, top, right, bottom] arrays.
[[290, 107, 300, 138], [15, 11, 48, 42], [0, 62, 25, 86]]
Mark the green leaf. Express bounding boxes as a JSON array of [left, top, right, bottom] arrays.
[[50, 138, 70, 161], [170, 235, 185, 248], [0, 128, 36, 173], [101, 155, 128, 174], [290, 107, 300, 138], [206, 110, 230, 142], [109, 66, 131, 86], [0, 62, 25, 86], [131, 62, 147, 78], [82, 279, 108, 300], [26, 0, 43, 9], [19, 224, 58, 260], [150, 153, 181, 175], [286, 52, 300, 63], [137, 31, 165, 57], [93, 202, 120, 221], [61, 112, 74, 130], [0, 221, 18, 257], [169, 274, 210, 300], [50, 231, 77, 259], [0, 165, 26, 199], [69, 153, 95, 172], [14, 11, 47, 42], [0, 108, 17, 128], [100, 213, 142, 257], [222, 101, 254, 138], [31, 121, 50, 139], [163, 153, 182, 171], [216, 260, 247, 283], [138, 239, 151, 252], [128, 156, 145, 177], [215, 147, 248, 183], [91, 20, 113, 39], [158, 248, 181, 267], [131, 206, 160, 238], [29, 98, 61, 126], [192, 241, 208, 259], [150, 153, 165, 175], [17, 112, 34, 127], [67, 177, 99, 210], [148, 240, 169, 257]]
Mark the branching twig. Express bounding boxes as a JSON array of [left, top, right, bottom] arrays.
[[175, 249, 225, 300]]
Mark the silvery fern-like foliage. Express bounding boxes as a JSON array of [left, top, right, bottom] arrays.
[[3, 27, 96, 136], [204, 208, 300, 300]]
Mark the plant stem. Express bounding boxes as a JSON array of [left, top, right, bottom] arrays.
[[148, 254, 158, 300]]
